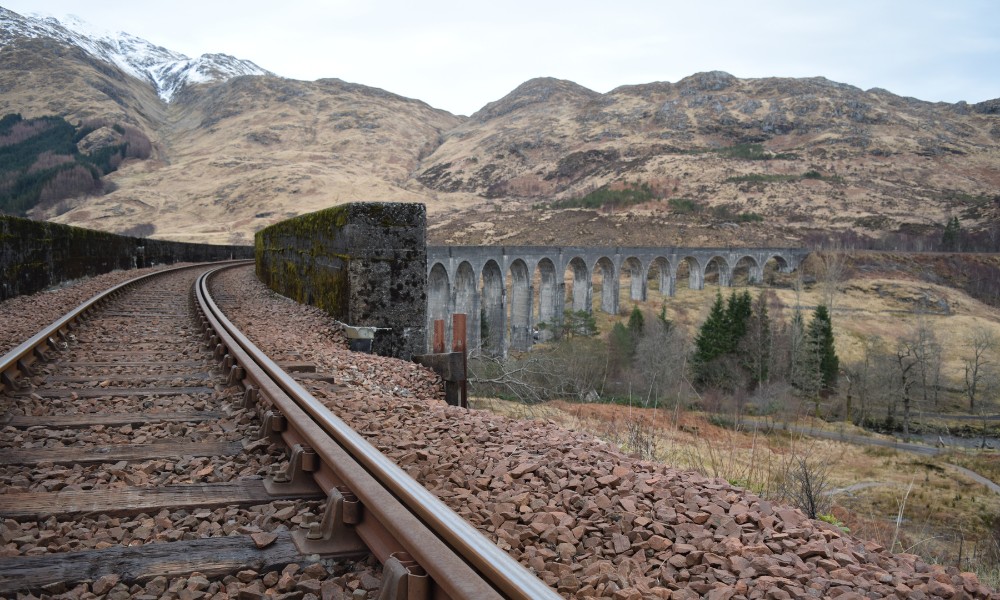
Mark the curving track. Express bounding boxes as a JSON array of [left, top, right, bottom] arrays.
[[4, 262, 999, 600], [0, 263, 558, 599]]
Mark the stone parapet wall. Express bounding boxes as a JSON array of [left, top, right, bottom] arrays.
[[0, 216, 253, 301], [254, 203, 426, 359]]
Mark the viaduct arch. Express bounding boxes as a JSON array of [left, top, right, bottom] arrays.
[[426, 246, 809, 355]]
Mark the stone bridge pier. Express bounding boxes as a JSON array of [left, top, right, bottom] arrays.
[[426, 246, 809, 356]]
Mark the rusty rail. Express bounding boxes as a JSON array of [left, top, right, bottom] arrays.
[[195, 265, 560, 600]]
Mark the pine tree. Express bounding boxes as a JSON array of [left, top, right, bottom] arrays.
[[564, 309, 598, 337], [693, 290, 761, 390], [627, 305, 645, 339], [692, 292, 729, 385], [789, 307, 820, 396], [810, 305, 839, 390], [941, 216, 962, 252], [740, 290, 772, 386], [724, 290, 752, 353], [792, 305, 838, 408], [657, 304, 672, 331]]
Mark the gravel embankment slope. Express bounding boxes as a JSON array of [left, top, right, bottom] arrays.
[[213, 266, 999, 600]]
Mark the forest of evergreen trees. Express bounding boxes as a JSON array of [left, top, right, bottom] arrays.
[[0, 113, 151, 217], [691, 290, 838, 400]]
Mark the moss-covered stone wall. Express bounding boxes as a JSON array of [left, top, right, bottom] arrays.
[[0, 216, 253, 301], [255, 202, 426, 359]]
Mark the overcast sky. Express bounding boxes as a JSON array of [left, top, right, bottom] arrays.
[[4, 0, 999, 116]]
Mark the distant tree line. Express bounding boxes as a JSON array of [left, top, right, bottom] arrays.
[[469, 275, 999, 446], [0, 113, 151, 216], [803, 213, 1000, 254]]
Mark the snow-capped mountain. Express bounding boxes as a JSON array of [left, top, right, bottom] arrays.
[[0, 6, 271, 101]]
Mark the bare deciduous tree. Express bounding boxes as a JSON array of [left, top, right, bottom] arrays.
[[779, 454, 833, 519], [468, 337, 610, 405], [845, 335, 900, 430], [911, 313, 943, 412], [631, 317, 688, 408], [964, 330, 997, 413], [895, 341, 919, 441], [818, 248, 848, 312]]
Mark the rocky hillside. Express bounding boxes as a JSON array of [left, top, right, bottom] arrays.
[[1, 8, 998, 245], [421, 74, 1000, 247]]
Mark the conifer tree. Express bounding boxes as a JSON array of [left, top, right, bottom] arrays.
[[657, 304, 672, 331], [563, 309, 598, 338], [692, 292, 729, 385], [941, 216, 962, 252], [693, 290, 761, 390], [792, 304, 838, 406], [810, 305, 839, 390], [740, 290, 772, 386], [627, 305, 644, 339], [789, 307, 819, 395], [724, 290, 752, 353]]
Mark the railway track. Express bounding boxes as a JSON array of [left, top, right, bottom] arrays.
[[0, 263, 560, 599]]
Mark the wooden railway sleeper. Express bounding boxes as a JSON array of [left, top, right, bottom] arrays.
[[292, 486, 367, 558], [33, 345, 51, 362], [378, 552, 430, 600], [15, 359, 34, 378], [2, 350, 46, 391], [46, 334, 67, 351], [0, 369, 23, 392]]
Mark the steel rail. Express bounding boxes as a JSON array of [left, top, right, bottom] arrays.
[[0, 261, 250, 395], [196, 265, 561, 600]]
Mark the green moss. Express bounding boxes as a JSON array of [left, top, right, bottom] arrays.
[[255, 205, 361, 319], [254, 203, 425, 356], [3, 214, 249, 300]]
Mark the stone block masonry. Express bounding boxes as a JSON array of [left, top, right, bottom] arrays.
[[0, 216, 253, 302], [254, 203, 426, 360]]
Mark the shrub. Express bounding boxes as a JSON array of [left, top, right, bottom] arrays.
[[712, 143, 798, 161], [668, 198, 703, 214], [552, 181, 655, 210]]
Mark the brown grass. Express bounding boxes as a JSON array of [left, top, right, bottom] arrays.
[[472, 395, 1000, 579], [472, 260, 1000, 579]]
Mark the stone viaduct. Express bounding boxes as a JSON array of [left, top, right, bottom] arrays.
[[426, 246, 810, 355]]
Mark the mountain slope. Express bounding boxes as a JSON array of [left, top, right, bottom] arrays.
[[0, 7, 998, 247], [0, 7, 269, 101], [419, 72, 1000, 246], [43, 75, 463, 244]]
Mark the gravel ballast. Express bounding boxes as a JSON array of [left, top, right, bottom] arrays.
[[4, 264, 996, 599], [211, 265, 1000, 600], [1, 266, 385, 599]]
